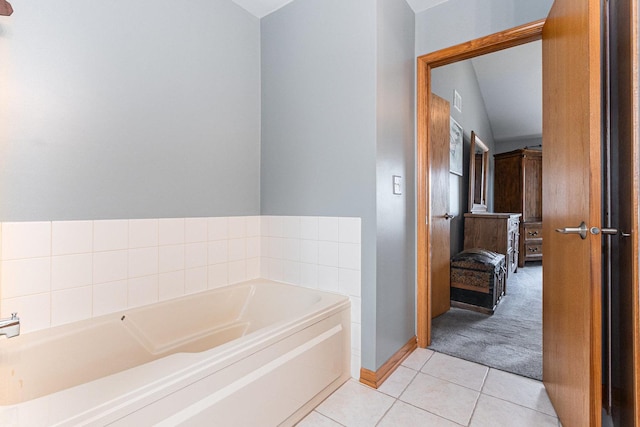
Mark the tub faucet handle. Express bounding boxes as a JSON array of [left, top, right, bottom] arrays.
[[0, 312, 20, 338]]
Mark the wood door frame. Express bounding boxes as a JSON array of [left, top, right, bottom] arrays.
[[416, 19, 545, 347]]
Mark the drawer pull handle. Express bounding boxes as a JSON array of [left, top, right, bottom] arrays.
[[527, 231, 539, 236], [528, 247, 539, 252]]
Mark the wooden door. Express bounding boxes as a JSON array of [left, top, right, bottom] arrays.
[[429, 94, 451, 318], [542, 0, 603, 425]]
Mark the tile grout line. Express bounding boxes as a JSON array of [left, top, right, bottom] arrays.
[[372, 366, 419, 426], [372, 353, 472, 426], [419, 370, 486, 394], [317, 410, 347, 427], [388, 395, 467, 426], [479, 368, 558, 419], [373, 398, 396, 427], [463, 365, 492, 426], [49, 222, 53, 327], [479, 392, 559, 419], [465, 394, 483, 426]]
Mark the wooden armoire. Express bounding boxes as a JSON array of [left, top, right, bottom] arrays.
[[493, 148, 542, 267]]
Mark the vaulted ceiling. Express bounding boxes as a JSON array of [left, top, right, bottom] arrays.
[[471, 41, 542, 142], [231, 0, 450, 18]]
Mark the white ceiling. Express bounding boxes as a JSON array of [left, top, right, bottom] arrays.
[[471, 41, 542, 141], [231, 0, 295, 18], [232, 0, 450, 18], [404, 0, 451, 14], [231, 0, 541, 142]]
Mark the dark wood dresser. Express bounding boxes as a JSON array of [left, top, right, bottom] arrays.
[[494, 148, 543, 267], [463, 212, 521, 278]]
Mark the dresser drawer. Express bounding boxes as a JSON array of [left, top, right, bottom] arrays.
[[524, 222, 542, 241], [525, 242, 543, 260]]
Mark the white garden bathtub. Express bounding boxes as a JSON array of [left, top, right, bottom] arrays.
[[0, 280, 351, 426]]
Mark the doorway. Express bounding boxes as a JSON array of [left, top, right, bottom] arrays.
[[416, 19, 544, 348], [416, 3, 639, 424], [424, 38, 544, 379]]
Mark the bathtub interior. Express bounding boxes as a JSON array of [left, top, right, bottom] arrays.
[[121, 285, 255, 355], [0, 280, 338, 407], [122, 281, 322, 354], [0, 317, 153, 406], [241, 282, 323, 332]]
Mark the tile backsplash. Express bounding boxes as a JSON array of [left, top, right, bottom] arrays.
[[0, 217, 262, 333], [0, 215, 362, 377], [260, 215, 362, 378]]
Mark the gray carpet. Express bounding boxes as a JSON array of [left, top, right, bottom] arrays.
[[428, 264, 543, 380]]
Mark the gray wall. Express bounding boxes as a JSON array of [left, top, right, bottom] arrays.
[[375, 0, 416, 369], [431, 60, 495, 257], [0, 0, 261, 221], [261, 0, 415, 371], [0, 0, 557, 373], [416, 0, 555, 56], [260, 0, 379, 368]]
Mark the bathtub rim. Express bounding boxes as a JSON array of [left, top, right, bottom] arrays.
[[0, 279, 351, 426]]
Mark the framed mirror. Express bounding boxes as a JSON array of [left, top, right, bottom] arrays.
[[468, 131, 489, 212]]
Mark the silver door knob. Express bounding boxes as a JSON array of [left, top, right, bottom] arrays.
[[443, 213, 455, 220], [555, 221, 588, 239]]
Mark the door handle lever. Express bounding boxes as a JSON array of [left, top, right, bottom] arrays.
[[443, 213, 455, 220], [556, 222, 623, 239], [555, 221, 588, 239]]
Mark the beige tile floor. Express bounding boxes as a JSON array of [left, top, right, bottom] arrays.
[[297, 349, 561, 427]]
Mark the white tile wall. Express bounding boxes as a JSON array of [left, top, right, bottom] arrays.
[[93, 220, 128, 252], [159, 245, 185, 273], [2, 222, 51, 260], [260, 215, 362, 378], [51, 286, 92, 326], [185, 243, 207, 268], [93, 280, 127, 317], [1, 257, 51, 298], [185, 266, 208, 294], [52, 221, 92, 255], [128, 275, 159, 308], [0, 215, 362, 378], [129, 219, 159, 248], [185, 218, 207, 243], [52, 254, 92, 290], [0, 216, 262, 332], [159, 218, 184, 246], [158, 270, 186, 301]]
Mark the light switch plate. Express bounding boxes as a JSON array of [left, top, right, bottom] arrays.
[[393, 175, 402, 195]]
